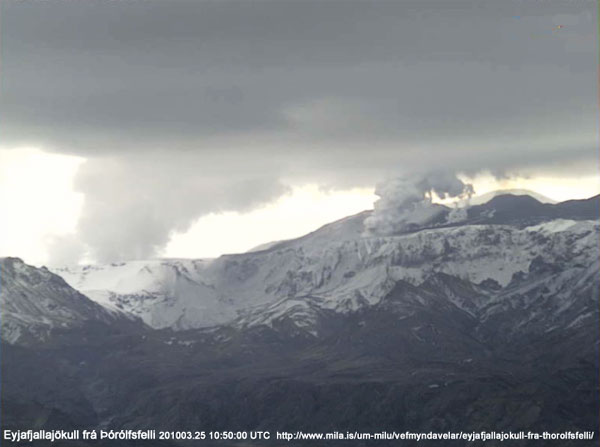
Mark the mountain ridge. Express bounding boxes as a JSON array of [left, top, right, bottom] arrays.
[[45, 194, 599, 333], [0, 257, 145, 344]]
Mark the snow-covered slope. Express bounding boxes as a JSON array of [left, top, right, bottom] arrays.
[[51, 199, 599, 332], [0, 257, 138, 344], [227, 218, 598, 332], [54, 259, 233, 329]]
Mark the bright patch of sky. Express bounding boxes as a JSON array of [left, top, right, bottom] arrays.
[[1, 148, 598, 266]]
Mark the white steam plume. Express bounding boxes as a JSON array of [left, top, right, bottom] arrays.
[[364, 172, 474, 236]]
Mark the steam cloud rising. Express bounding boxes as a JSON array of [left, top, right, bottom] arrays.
[[364, 173, 474, 236], [54, 154, 290, 264]]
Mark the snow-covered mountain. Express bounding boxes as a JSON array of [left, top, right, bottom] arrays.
[[2, 194, 598, 440], [51, 194, 599, 333], [0, 257, 140, 344]]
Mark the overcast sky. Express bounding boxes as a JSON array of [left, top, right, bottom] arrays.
[[1, 0, 598, 265]]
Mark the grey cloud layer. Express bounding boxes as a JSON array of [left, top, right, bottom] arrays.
[[1, 0, 597, 262], [3, 0, 596, 154]]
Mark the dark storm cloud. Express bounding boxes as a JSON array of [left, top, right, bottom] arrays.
[[1, 0, 597, 262]]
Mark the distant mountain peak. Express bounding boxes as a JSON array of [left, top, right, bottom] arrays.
[[485, 193, 543, 207], [470, 189, 557, 205]]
